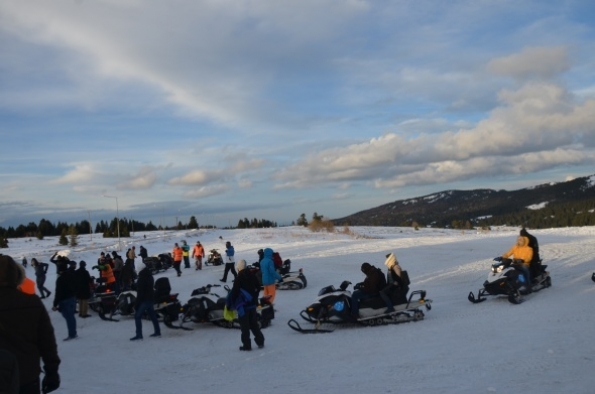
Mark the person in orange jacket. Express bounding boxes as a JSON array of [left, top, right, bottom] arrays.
[[172, 243, 183, 277], [192, 241, 205, 270], [502, 235, 534, 291]]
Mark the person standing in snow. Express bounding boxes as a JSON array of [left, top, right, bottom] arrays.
[[139, 245, 148, 260], [220, 241, 237, 283], [31, 258, 52, 299], [230, 259, 264, 351], [182, 240, 191, 269], [130, 261, 161, 341], [0, 255, 61, 393], [127, 246, 137, 264], [192, 241, 205, 270], [259, 248, 282, 303], [75, 261, 92, 318], [172, 243, 183, 277], [52, 263, 78, 341]]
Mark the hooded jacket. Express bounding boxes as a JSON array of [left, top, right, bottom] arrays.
[[502, 236, 534, 266], [0, 255, 61, 388], [360, 263, 386, 294], [260, 248, 282, 286]]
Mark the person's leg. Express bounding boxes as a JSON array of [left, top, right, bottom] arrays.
[[230, 265, 237, 279], [238, 314, 251, 350], [221, 264, 231, 282], [146, 304, 161, 336], [248, 309, 264, 348], [263, 284, 275, 303], [60, 298, 77, 338], [133, 302, 148, 338], [379, 285, 394, 312]]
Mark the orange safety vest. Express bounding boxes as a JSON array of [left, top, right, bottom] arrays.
[[172, 247, 183, 262], [102, 265, 116, 284], [193, 244, 204, 257]]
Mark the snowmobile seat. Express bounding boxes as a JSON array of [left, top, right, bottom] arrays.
[[154, 277, 172, 303]]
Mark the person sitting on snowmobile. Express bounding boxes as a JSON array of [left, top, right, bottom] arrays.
[[350, 262, 386, 319], [379, 253, 408, 313], [502, 236, 534, 292], [520, 228, 540, 264]]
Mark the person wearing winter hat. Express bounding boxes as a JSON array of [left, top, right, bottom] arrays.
[[379, 253, 409, 313], [259, 248, 282, 303], [230, 259, 264, 351], [350, 262, 386, 319], [0, 254, 61, 393]]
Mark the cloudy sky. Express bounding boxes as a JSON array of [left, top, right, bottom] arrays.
[[1, 0, 595, 228]]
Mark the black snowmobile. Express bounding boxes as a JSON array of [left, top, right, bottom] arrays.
[[288, 274, 431, 334], [152, 277, 190, 330], [205, 249, 223, 266], [180, 284, 274, 329], [142, 253, 172, 274], [468, 257, 551, 304]]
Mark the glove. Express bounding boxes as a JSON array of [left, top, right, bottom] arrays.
[[42, 371, 60, 394]]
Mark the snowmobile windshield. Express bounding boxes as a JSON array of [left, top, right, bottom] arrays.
[[318, 285, 336, 296]]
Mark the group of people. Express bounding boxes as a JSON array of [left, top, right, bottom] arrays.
[[349, 227, 542, 319], [171, 240, 206, 276]]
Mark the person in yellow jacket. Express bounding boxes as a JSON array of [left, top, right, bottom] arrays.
[[192, 241, 205, 270], [502, 236, 534, 291], [172, 243, 183, 277]]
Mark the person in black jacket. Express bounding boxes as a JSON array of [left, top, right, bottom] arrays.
[[350, 262, 386, 319], [52, 264, 78, 340], [75, 261, 92, 318], [130, 262, 161, 341], [0, 254, 61, 394], [31, 258, 52, 299], [230, 259, 264, 351]]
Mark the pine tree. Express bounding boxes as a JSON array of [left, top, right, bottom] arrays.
[[69, 225, 78, 247], [59, 229, 68, 246]]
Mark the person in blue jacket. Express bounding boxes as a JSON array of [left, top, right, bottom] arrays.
[[260, 248, 282, 303], [220, 241, 237, 283]]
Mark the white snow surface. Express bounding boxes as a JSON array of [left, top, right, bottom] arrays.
[[6, 226, 595, 394]]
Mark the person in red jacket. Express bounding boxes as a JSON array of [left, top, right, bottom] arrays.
[[192, 241, 205, 270], [172, 243, 183, 277]]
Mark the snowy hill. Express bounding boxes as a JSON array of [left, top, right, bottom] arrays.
[[5, 226, 595, 394]]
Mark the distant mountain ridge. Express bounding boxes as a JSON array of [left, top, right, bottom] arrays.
[[333, 174, 595, 229]]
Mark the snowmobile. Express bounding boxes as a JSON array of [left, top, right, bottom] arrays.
[[287, 276, 431, 334], [205, 249, 223, 266], [142, 253, 173, 274], [181, 284, 274, 329], [468, 257, 551, 304], [591, 272, 595, 283], [153, 277, 190, 330], [88, 277, 119, 321], [249, 261, 308, 290]]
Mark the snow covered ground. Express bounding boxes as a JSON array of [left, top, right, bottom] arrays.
[[6, 226, 595, 394]]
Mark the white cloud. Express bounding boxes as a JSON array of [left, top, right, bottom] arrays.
[[487, 46, 570, 80], [183, 185, 229, 199]]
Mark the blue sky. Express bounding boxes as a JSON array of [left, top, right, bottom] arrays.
[[1, 0, 595, 228]]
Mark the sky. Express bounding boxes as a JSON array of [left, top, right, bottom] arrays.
[[1, 0, 595, 228], [6, 225, 595, 393]]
